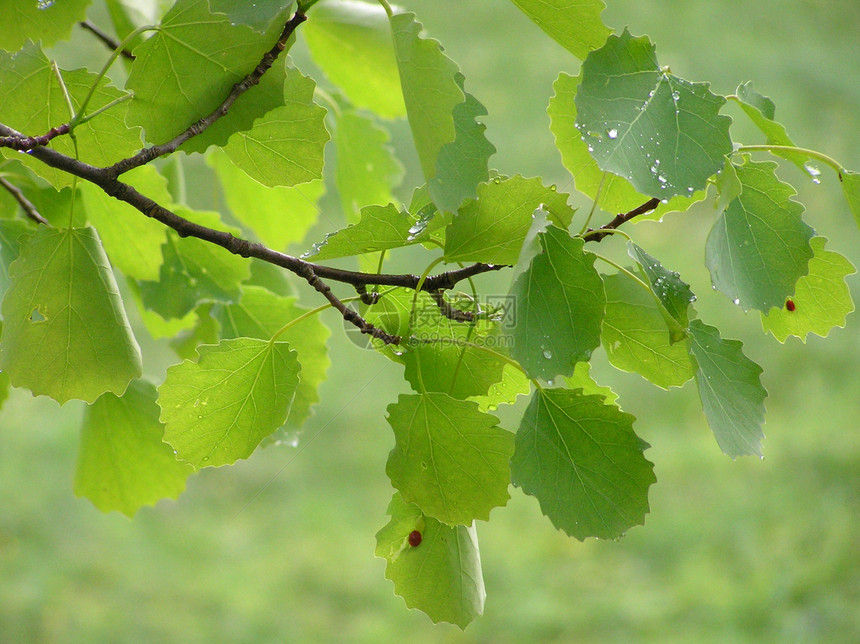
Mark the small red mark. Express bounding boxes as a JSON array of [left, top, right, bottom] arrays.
[[408, 530, 422, 547], [785, 299, 796, 312]]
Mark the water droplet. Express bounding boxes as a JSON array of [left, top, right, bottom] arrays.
[[732, 298, 740, 305], [658, 175, 668, 184], [804, 162, 822, 184], [550, 185, 557, 191], [672, 90, 681, 101], [493, 177, 501, 184], [607, 128, 618, 139], [688, 294, 697, 302], [202, 456, 209, 461], [542, 349, 553, 359]]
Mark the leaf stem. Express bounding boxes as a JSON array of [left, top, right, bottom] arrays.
[[0, 177, 49, 225], [578, 171, 607, 235], [735, 144, 844, 174], [376, 0, 394, 18]]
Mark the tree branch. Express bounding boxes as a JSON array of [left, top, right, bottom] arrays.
[[79, 20, 136, 60], [104, 9, 308, 178], [0, 177, 49, 225], [0, 124, 71, 152], [582, 197, 661, 242]]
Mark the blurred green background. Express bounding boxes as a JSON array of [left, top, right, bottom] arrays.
[[2, 1, 860, 641]]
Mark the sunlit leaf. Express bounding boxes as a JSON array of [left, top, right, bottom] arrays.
[[302, 203, 417, 260], [575, 30, 731, 198], [0, 227, 141, 403], [706, 160, 814, 312], [511, 387, 655, 540], [386, 393, 514, 525], [375, 492, 485, 628], [0, 0, 92, 52], [74, 379, 193, 517], [842, 170, 860, 229], [508, 0, 610, 60], [158, 338, 301, 468], [687, 320, 767, 458], [761, 237, 855, 342]]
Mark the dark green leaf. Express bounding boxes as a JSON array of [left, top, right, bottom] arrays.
[[0, 227, 141, 403], [509, 226, 605, 380], [0, 0, 92, 51], [158, 338, 301, 468], [761, 237, 855, 342], [386, 393, 514, 524], [706, 160, 814, 312], [0, 219, 32, 295], [74, 379, 193, 517], [687, 320, 767, 458], [302, 204, 418, 260], [575, 30, 732, 198], [375, 492, 485, 628], [511, 387, 655, 540], [628, 241, 695, 334]]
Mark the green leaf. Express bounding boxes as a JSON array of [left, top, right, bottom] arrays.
[[137, 208, 249, 319], [79, 166, 169, 281], [842, 170, 860, 229], [74, 379, 193, 517], [548, 72, 705, 217], [601, 273, 694, 389], [302, 203, 417, 260], [375, 492, 485, 628], [180, 58, 290, 155], [509, 226, 605, 380], [403, 309, 509, 401], [158, 338, 301, 468], [565, 361, 618, 405], [217, 286, 330, 428], [0, 0, 92, 51], [732, 82, 812, 174], [209, 0, 292, 33], [334, 110, 404, 223], [303, 0, 406, 118], [390, 12, 463, 181], [511, 387, 655, 540], [468, 363, 531, 412], [706, 160, 814, 312], [125, 0, 278, 144], [0, 43, 142, 188], [687, 320, 767, 458], [386, 393, 514, 524], [208, 148, 323, 250], [628, 241, 695, 333], [508, 0, 610, 60], [0, 227, 141, 403], [575, 30, 732, 198], [761, 237, 855, 342], [444, 175, 576, 264], [222, 66, 329, 188], [428, 75, 495, 214], [169, 304, 221, 361]]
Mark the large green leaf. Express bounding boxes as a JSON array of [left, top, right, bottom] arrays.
[[510, 387, 655, 540], [509, 226, 605, 380], [222, 67, 329, 188], [444, 175, 576, 264], [375, 492, 485, 628], [217, 286, 330, 428], [687, 320, 767, 458], [0, 0, 92, 51], [334, 110, 403, 223], [706, 160, 814, 312], [386, 393, 514, 525], [0, 227, 142, 403], [74, 379, 193, 517], [575, 30, 732, 198], [208, 148, 323, 250], [137, 208, 249, 319], [79, 165, 169, 281], [303, 0, 406, 118], [125, 0, 278, 144], [158, 338, 300, 468], [209, 0, 292, 33], [302, 203, 417, 260], [428, 75, 495, 214], [761, 237, 855, 342], [601, 273, 694, 389], [0, 43, 142, 188], [508, 0, 610, 60], [0, 219, 32, 295], [627, 242, 695, 331], [390, 12, 463, 182], [549, 72, 705, 218]]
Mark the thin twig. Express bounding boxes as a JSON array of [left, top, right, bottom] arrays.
[[105, 9, 308, 178], [583, 197, 661, 242], [79, 20, 136, 60], [0, 177, 49, 225], [0, 124, 70, 151], [429, 290, 475, 322]]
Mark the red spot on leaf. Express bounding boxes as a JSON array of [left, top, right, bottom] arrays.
[[408, 530, 422, 547], [786, 299, 796, 312]]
